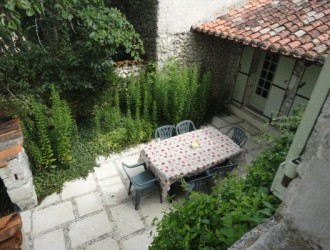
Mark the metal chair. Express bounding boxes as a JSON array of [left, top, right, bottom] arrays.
[[122, 162, 162, 210], [176, 120, 196, 135], [155, 125, 176, 140], [181, 172, 215, 199], [206, 160, 238, 179], [226, 127, 248, 147]]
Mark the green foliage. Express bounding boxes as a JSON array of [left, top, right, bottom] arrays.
[[24, 99, 56, 169], [50, 86, 76, 165], [128, 60, 212, 126], [0, 0, 144, 117], [33, 136, 96, 200], [150, 112, 302, 249]]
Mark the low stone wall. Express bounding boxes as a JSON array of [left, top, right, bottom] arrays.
[[0, 119, 37, 210], [114, 60, 147, 78]]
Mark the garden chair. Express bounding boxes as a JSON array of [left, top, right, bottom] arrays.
[[226, 127, 248, 147], [176, 120, 196, 135], [122, 162, 162, 210], [206, 160, 238, 179], [155, 125, 176, 140], [181, 172, 215, 199]]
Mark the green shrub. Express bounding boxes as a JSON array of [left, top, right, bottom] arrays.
[[150, 112, 302, 249]]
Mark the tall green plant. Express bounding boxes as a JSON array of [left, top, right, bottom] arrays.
[[50, 86, 76, 165], [23, 100, 56, 169]]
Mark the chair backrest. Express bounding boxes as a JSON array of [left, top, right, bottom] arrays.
[[183, 174, 215, 196], [155, 125, 176, 140], [176, 120, 196, 135], [207, 161, 238, 178], [226, 127, 248, 147]]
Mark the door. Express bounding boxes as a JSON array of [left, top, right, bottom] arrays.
[[250, 52, 279, 112], [263, 56, 295, 118], [250, 53, 295, 118], [289, 65, 322, 115], [232, 47, 254, 104]]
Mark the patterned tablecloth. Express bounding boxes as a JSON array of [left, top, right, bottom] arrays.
[[139, 126, 244, 197]]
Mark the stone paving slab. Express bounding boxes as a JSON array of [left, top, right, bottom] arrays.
[[33, 229, 66, 250], [32, 201, 75, 235], [75, 192, 104, 217], [110, 203, 144, 238], [222, 115, 244, 125], [99, 177, 129, 206], [37, 193, 60, 209], [244, 137, 260, 151], [140, 191, 170, 227], [94, 161, 119, 181], [121, 232, 153, 250], [85, 237, 120, 250], [68, 211, 113, 248], [239, 122, 260, 136], [61, 173, 97, 200], [211, 116, 229, 129]]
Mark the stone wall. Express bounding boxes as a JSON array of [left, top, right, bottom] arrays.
[[114, 61, 147, 78], [0, 119, 37, 210], [157, 31, 242, 100]]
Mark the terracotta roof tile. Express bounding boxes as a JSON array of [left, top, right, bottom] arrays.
[[193, 0, 330, 63]]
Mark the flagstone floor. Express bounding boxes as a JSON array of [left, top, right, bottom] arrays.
[[21, 114, 264, 250]]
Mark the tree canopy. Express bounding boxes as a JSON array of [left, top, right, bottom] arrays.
[[0, 0, 144, 105]]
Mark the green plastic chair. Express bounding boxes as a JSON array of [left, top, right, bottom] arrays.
[[181, 172, 215, 199], [155, 125, 176, 140], [122, 162, 162, 210], [206, 160, 238, 179], [226, 127, 248, 147], [176, 120, 196, 135]]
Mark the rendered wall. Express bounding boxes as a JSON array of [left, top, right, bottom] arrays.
[[280, 92, 330, 248], [157, 0, 247, 34]]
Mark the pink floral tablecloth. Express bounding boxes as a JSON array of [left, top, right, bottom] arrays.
[[139, 126, 244, 197]]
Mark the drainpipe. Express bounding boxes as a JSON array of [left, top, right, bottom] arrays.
[[271, 56, 330, 200]]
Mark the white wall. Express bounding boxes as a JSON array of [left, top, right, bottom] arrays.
[[157, 0, 247, 34]]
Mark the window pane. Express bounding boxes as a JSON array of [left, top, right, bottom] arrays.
[[264, 61, 270, 69], [264, 81, 271, 90], [258, 79, 264, 87], [256, 87, 262, 95], [266, 72, 273, 81], [261, 70, 267, 79], [261, 89, 268, 98]]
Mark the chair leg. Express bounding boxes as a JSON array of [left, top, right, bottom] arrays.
[[128, 182, 132, 195], [157, 183, 163, 204], [135, 191, 141, 210]]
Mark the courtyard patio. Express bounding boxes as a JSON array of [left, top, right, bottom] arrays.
[[20, 114, 263, 250]]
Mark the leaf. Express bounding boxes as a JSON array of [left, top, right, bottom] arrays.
[[26, 8, 35, 16], [8, 20, 17, 30]]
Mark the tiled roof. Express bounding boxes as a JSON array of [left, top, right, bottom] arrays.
[[193, 0, 330, 63]]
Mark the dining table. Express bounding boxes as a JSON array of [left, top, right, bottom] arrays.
[[139, 126, 245, 198]]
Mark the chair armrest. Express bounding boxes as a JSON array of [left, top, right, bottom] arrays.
[[122, 162, 146, 169], [134, 178, 157, 186]]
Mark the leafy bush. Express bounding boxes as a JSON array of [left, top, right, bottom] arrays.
[[150, 112, 302, 250]]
